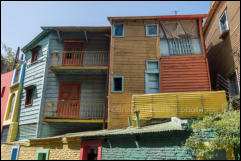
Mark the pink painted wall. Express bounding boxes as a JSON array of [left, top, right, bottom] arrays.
[[1, 70, 14, 131]]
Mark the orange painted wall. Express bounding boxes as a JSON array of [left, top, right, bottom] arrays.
[[160, 55, 211, 92]]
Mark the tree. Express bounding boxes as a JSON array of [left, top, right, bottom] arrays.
[[1, 43, 16, 71], [185, 110, 240, 160]]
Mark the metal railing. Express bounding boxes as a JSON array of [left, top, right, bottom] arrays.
[[44, 100, 106, 120], [60, 50, 108, 66], [131, 91, 228, 120]]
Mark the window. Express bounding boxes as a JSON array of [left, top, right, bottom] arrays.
[[25, 86, 35, 106], [160, 20, 202, 56], [6, 94, 16, 120], [31, 46, 40, 63], [10, 146, 20, 160], [145, 60, 160, 94], [219, 10, 229, 33], [1, 125, 9, 143], [111, 76, 124, 93], [1, 87, 6, 97], [228, 69, 240, 97], [146, 24, 158, 36], [80, 140, 102, 160], [112, 23, 124, 37], [36, 149, 49, 160]]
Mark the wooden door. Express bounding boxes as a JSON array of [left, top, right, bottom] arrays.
[[57, 82, 81, 119], [62, 41, 84, 66]]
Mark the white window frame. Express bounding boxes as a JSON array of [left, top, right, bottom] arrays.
[[112, 23, 124, 37], [146, 24, 158, 36], [219, 10, 229, 33]]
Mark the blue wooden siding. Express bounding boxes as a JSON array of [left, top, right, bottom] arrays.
[[17, 35, 50, 141]]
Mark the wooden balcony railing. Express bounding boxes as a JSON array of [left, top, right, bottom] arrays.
[[61, 50, 108, 66], [44, 100, 106, 120]]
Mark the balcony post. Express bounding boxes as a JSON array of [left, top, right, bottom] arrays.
[[135, 111, 140, 128]]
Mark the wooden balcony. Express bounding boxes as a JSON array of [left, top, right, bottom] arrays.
[[51, 50, 108, 67], [50, 50, 109, 75], [43, 100, 106, 122], [131, 91, 228, 120]]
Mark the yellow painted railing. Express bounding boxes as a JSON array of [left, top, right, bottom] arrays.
[[131, 91, 228, 120]]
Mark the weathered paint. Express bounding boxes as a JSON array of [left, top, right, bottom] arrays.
[[160, 55, 211, 92], [17, 34, 50, 141], [1, 70, 14, 130]]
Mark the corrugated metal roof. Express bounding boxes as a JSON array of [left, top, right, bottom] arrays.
[[63, 121, 184, 138], [28, 122, 184, 142]]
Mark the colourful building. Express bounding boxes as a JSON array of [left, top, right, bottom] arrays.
[[1, 64, 26, 142], [1, 70, 14, 130]]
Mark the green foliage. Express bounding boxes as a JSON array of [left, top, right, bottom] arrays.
[[185, 110, 240, 160], [1, 43, 16, 71]]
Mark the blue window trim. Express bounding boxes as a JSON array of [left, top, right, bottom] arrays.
[[146, 24, 158, 36], [111, 76, 124, 93], [11, 64, 26, 85], [112, 23, 124, 37], [145, 60, 160, 73], [219, 10, 229, 33], [10, 146, 20, 160]]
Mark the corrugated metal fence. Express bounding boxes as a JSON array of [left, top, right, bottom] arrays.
[[131, 91, 228, 120]]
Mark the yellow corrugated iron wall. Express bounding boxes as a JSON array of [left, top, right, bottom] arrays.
[[131, 91, 228, 120]]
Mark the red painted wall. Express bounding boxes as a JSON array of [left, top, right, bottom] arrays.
[[160, 55, 211, 92], [1, 70, 14, 130]]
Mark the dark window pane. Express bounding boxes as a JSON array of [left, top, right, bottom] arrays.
[[87, 146, 98, 160], [114, 78, 122, 91], [11, 148, 18, 160]]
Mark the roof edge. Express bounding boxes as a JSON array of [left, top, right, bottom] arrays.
[[21, 30, 50, 53], [203, 1, 221, 34], [107, 14, 208, 21]]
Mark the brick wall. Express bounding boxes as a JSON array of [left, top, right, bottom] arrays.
[[1, 138, 82, 160]]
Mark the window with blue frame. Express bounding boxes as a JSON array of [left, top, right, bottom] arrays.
[[10, 146, 20, 160], [219, 10, 229, 33], [112, 23, 124, 37], [146, 24, 158, 36], [111, 76, 124, 93], [145, 60, 160, 94], [160, 20, 202, 56]]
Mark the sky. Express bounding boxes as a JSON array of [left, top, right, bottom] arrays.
[[1, 1, 211, 56]]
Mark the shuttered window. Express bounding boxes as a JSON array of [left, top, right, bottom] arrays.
[[10, 146, 20, 160], [145, 60, 160, 94]]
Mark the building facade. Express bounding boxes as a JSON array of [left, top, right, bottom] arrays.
[[2, 14, 224, 143], [203, 1, 240, 98], [1, 70, 14, 130]]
